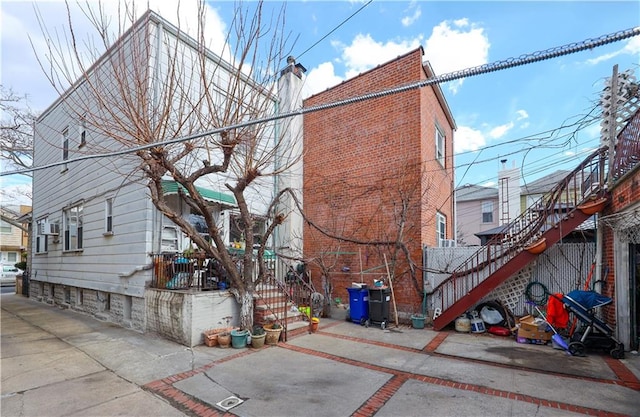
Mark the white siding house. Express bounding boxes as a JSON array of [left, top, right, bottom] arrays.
[[30, 10, 304, 345]]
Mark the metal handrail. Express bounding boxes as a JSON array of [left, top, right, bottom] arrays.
[[432, 147, 609, 313]]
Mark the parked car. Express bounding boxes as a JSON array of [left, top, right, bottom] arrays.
[[1, 264, 23, 286]]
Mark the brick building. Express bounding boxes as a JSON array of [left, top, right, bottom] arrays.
[[599, 108, 640, 351], [302, 48, 456, 317]]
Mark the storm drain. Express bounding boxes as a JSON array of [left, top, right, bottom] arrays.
[[215, 395, 244, 411]]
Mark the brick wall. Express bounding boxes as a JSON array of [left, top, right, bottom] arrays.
[[303, 48, 455, 316], [601, 166, 640, 326]]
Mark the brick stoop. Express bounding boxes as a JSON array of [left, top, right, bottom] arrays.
[[253, 286, 308, 328]]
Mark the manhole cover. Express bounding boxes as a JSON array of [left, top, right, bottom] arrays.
[[215, 395, 244, 411]]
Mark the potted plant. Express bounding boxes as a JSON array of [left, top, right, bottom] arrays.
[[263, 322, 283, 345], [251, 325, 266, 349], [203, 327, 229, 347], [217, 331, 231, 348], [230, 328, 249, 349]]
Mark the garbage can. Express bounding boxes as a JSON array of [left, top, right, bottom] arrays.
[[367, 287, 391, 329], [347, 287, 369, 325], [21, 270, 29, 297]]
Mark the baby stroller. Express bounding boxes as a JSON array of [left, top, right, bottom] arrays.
[[561, 290, 624, 358]]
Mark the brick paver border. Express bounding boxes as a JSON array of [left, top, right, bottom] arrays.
[[143, 329, 638, 417]]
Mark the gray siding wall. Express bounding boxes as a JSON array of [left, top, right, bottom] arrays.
[[456, 198, 499, 246]]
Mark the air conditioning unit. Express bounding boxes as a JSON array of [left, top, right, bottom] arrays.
[[440, 239, 456, 248], [39, 221, 60, 236]]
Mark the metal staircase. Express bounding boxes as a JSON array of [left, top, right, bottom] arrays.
[[433, 147, 609, 330]]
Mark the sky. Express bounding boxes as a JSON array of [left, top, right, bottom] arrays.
[[1, 0, 639, 206]]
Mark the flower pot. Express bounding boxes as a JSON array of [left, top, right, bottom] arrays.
[[263, 324, 283, 345], [217, 333, 231, 348], [203, 327, 231, 347], [310, 317, 320, 333], [250, 332, 266, 349], [578, 198, 607, 215], [411, 314, 426, 329], [524, 237, 546, 254], [230, 329, 249, 349]]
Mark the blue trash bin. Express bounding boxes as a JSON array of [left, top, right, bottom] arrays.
[[347, 287, 369, 325]]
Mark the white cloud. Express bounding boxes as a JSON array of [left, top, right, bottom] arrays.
[[424, 19, 490, 94], [454, 126, 486, 153], [516, 110, 529, 120], [585, 36, 640, 65], [488, 122, 514, 139], [303, 62, 344, 98], [401, 3, 421, 27], [340, 33, 423, 79], [304, 16, 488, 97], [304, 33, 422, 96]]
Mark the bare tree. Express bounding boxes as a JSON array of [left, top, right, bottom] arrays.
[[1, 87, 36, 174], [34, 1, 298, 329]]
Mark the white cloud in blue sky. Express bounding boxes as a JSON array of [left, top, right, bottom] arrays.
[[401, 2, 421, 28]]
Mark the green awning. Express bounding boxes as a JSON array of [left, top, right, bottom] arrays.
[[161, 180, 236, 206]]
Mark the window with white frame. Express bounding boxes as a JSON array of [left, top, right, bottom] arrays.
[[64, 204, 83, 251], [436, 212, 446, 247], [36, 218, 48, 253], [62, 127, 69, 171], [435, 125, 445, 166], [7, 252, 17, 262], [105, 198, 113, 234], [482, 201, 494, 223]]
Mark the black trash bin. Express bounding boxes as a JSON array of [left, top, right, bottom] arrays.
[[22, 270, 29, 297], [367, 287, 391, 329]]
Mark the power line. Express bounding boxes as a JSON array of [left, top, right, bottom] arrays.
[[2, 25, 639, 177], [295, 0, 373, 61]]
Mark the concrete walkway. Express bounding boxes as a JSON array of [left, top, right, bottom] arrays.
[[2, 294, 639, 416]]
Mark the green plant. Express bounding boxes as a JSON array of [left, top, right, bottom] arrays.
[[252, 325, 265, 336], [271, 322, 282, 330], [14, 261, 27, 271]]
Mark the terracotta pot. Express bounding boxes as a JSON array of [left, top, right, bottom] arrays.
[[203, 327, 231, 347], [578, 198, 607, 215], [217, 333, 231, 348], [524, 238, 547, 254], [310, 317, 320, 333]]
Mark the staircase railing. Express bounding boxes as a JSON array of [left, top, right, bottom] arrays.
[[255, 259, 315, 338], [432, 147, 609, 320]]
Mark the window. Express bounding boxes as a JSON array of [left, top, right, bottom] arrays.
[[79, 117, 87, 148], [0, 220, 11, 234], [435, 126, 445, 166], [7, 252, 17, 262], [105, 198, 113, 234], [62, 128, 69, 171], [482, 201, 494, 223], [64, 204, 83, 251], [36, 219, 48, 253], [436, 212, 446, 247], [230, 214, 266, 246]]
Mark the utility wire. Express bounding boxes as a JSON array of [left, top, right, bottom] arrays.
[[2, 25, 639, 177], [295, 0, 373, 61]]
